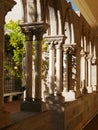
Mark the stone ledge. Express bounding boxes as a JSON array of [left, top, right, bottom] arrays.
[[21, 101, 46, 112]]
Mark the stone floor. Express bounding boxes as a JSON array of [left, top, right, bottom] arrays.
[[4, 100, 39, 124], [4, 100, 22, 113], [83, 114, 98, 130]]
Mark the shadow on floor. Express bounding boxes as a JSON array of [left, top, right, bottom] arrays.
[[83, 114, 98, 130]]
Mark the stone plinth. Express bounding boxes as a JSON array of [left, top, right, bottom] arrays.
[[46, 94, 65, 130], [21, 101, 46, 112], [62, 90, 76, 102]]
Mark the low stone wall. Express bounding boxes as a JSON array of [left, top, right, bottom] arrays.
[[64, 93, 98, 130], [1, 93, 98, 130]]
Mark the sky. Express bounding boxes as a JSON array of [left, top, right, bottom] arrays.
[[5, 0, 23, 23], [67, 0, 78, 11]]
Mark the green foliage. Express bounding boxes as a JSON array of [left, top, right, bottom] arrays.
[[5, 20, 26, 63], [4, 20, 49, 88], [32, 38, 49, 86], [4, 20, 26, 80]]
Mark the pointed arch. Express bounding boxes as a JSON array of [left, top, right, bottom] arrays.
[[70, 22, 75, 44], [64, 7, 75, 45], [64, 8, 71, 45], [43, 0, 65, 36]]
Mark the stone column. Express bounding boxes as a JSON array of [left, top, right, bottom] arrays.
[[62, 46, 69, 92], [92, 45, 97, 91], [23, 27, 33, 101], [20, 22, 49, 112], [48, 41, 55, 95], [91, 56, 97, 91], [0, 0, 16, 128], [46, 36, 65, 130], [67, 51, 73, 90], [75, 43, 81, 98], [87, 55, 93, 93], [55, 38, 63, 95], [80, 49, 87, 94], [62, 44, 76, 101], [0, 15, 5, 111], [33, 23, 49, 112], [62, 46, 75, 102], [34, 33, 43, 101], [20, 24, 34, 111]]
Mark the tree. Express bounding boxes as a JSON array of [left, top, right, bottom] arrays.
[[4, 20, 26, 90], [4, 20, 49, 91]]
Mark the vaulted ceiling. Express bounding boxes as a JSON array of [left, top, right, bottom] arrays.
[[72, 0, 98, 34]]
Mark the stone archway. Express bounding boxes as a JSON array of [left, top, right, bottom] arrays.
[[0, 1, 16, 128]]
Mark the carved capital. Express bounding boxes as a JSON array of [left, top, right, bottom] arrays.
[[80, 49, 86, 57], [45, 35, 65, 49], [92, 56, 97, 65], [20, 22, 49, 41], [56, 40, 64, 49], [63, 44, 76, 54], [20, 24, 33, 41], [35, 33, 43, 41], [48, 41, 55, 50], [63, 45, 69, 54], [86, 54, 93, 61]]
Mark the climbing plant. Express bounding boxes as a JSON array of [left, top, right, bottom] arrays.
[[4, 20, 26, 89], [4, 20, 49, 89], [5, 20, 26, 65]]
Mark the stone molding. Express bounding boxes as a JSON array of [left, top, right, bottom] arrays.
[[20, 22, 49, 35]]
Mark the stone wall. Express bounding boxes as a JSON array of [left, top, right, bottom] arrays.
[[1, 93, 98, 130], [64, 93, 98, 130]]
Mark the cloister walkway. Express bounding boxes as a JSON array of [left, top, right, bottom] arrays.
[[4, 100, 98, 130], [83, 114, 98, 130]]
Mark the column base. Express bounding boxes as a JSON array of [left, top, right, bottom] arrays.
[[46, 94, 65, 111], [0, 110, 11, 129], [62, 90, 76, 102], [92, 85, 97, 92], [82, 87, 87, 94], [75, 90, 81, 99], [87, 86, 93, 93], [21, 100, 46, 112]]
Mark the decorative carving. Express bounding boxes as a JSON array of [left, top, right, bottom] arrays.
[[63, 45, 69, 54], [20, 22, 49, 41], [80, 49, 86, 57], [86, 53, 92, 61], [92, 56, 97, 65], [48, 41, 55, 50], [63, 43, 76, 54], [46, 35, 65, 49], [56, 40, 63, 49]]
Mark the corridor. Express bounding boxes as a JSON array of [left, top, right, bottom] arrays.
[[0, 0, 98, 130]]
